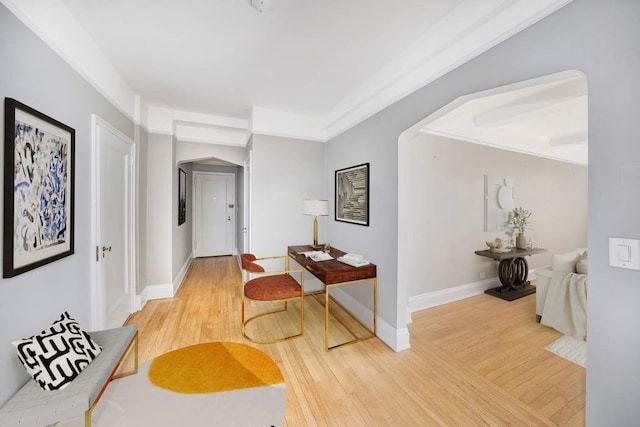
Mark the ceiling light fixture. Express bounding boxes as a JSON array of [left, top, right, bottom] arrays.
[[250, 0, 272, 12]]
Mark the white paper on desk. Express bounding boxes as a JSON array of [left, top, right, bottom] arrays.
[[342, 253, 365, 261], [337, 256, 370, 267]]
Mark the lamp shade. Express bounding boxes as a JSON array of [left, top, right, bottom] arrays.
[[303, 199, 329, 216]]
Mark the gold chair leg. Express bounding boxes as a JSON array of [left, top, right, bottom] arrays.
[[242, 298, 304, 344], [85, 407, 92, 427]]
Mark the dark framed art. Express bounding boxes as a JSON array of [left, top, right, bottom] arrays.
[[335, 162, 369, 226], [178, 168, 186, 225], [3, 98, 75, 278]]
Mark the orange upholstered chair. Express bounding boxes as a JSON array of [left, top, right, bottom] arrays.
[[240, 253, 304, 343]]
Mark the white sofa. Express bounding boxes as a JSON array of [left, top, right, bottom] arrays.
[[535, 248, 588, 321]]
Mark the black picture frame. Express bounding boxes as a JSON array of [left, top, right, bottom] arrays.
[[3, 98, 75, 278], [178, 168, 186, 225], [335, 163, 369, 226]]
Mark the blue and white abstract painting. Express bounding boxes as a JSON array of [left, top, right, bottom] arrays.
[[12, 112, 70, 268]]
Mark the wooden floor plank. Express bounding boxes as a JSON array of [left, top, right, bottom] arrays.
[[126, 256, 585, 425]]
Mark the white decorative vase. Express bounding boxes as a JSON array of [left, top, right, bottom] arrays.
[[516, 233, 527, 249]]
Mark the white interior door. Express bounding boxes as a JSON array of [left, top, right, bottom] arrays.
[[194, 173, 235, 257], [94, 117, 135, 330]]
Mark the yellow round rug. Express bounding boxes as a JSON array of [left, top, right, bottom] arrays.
[[148, 342, 284, 393], [59, 342, 286, 426]]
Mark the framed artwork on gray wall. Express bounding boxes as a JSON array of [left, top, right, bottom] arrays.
[[178, 168, 186, 225], [335, 163, 369, 226], [3, 98, 75, 278]]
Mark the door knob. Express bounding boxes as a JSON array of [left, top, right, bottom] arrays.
[[102, 246, 112, 252]]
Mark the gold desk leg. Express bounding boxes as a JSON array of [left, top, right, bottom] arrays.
[[373, 277, 377, 336], [325, 287, 330, 351], [324, 278, 377, 352]]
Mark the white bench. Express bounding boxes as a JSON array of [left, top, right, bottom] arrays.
[[0, 324, 138, 427]]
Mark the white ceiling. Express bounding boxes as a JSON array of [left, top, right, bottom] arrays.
[[61, 0, 461, 118], [3, 0, 574, 147], [419, 71, 588, 165]]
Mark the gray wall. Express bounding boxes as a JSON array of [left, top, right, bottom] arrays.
[[251, 135, 325, 257], [146, 133, 173, 287], [145, 136, 196, 291], [136, 125, 149, 293], [326, 0, 640, 423], [325, 96, 401, 336], [0, 4, 135, 405], [407, 133, 587, 296], [173, 158, 192, 284]]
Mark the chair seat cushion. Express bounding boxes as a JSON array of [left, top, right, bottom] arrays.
[[245, 274, 301, 301]]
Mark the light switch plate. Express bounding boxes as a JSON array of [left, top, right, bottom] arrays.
[[609, 237, 640, 270]]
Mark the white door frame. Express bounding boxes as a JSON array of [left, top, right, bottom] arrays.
[[192, 171, 236, 257], [90, 115, 137, 331], [243, 151, 252, 254]]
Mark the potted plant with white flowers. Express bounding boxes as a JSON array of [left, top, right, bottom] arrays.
[[506, 207, 533, 249]]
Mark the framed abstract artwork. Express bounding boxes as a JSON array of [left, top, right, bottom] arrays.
[[178, 168, 186, 225], [335, 163, 369, 226], [3, 98, 75, 278]]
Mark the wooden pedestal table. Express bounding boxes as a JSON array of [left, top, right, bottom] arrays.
[[288, 245, 377, 351], [474, 248, 547, 301]]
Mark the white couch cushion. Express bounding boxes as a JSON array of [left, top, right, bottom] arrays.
[[551, 251, 580, 273], [576, 250, 588, 274]]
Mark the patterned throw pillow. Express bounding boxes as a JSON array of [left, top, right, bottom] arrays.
[[12, 312, 102, 391]]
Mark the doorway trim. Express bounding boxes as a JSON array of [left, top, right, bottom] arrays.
[[396, 70, 587, 351], [90, 115, 137, 331], [243, 151, 252, 255]]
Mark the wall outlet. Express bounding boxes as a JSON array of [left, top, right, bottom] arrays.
[[479, 272, 487, 279]]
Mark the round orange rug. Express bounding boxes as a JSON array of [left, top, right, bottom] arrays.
[[58, 342, 286, 426], [148, 342, 284, 394]]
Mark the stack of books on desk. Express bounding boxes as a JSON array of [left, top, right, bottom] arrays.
[[337, 253, 370, 267]]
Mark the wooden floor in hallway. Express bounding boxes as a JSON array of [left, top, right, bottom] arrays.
[[126, 256, 585, 426]]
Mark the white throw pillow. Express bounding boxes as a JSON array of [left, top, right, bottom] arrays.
[[12, 312, 102, 391], [576, 251, 588, 274], [551, 251, 580, 273]]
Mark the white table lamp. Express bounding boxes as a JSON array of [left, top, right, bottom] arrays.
[[303, 199, 329, 249]]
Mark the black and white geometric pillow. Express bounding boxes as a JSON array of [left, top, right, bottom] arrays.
[[12, 312, 102, 391]]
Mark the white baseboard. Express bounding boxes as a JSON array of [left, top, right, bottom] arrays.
[[135, 282, 174, 311], [388, 325, 411, 352], [408, 269, 537, 314], [142, 283, 174, 302], [134, 289, 147, 311], [408, 277, 500, 313], [136, 254, 194, 310], [173, 253, 193, 294], [330, 287, 411, 352]]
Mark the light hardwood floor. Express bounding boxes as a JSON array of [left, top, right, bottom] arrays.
[[127, 256, 585, 426]]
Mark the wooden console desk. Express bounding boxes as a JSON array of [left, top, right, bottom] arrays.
[[288, 245, 377, 351]]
